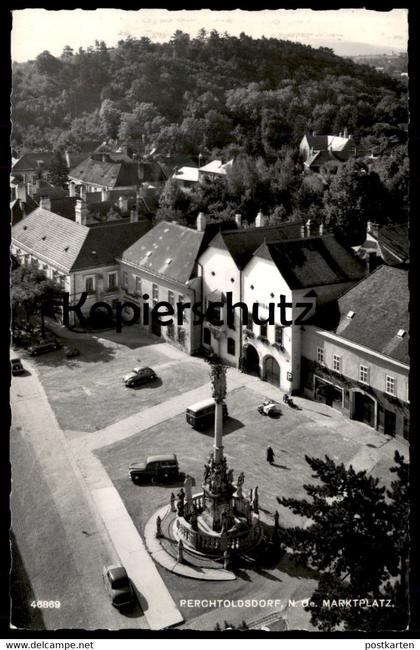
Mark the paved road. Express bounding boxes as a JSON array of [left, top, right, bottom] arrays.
[[10, 362, 148, 631]]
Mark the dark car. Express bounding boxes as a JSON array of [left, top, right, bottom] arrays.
[[186, 398, 228, 430], [103, 565, 135, 609], [28, 339, 60, 356], [123, 366, 157, 388], [11, 358, 25, 376], [64, 345, 80, 358], [129, 454, 179, 484]]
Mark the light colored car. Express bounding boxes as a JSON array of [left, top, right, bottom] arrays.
[[103, 565, 135, 609], [123, 366, 157, 388]]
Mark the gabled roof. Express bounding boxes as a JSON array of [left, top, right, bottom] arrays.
[[254, 235, 366, 289], [315, 266, 409, 365], [304, 134, 353, 152], [199, 159, 233, 175], [69, 157, 140, 188], [12, 208, 151, 273], [207, 223, 306, 269], [12, 152, 56, 172], [120, 221, 205, 284]]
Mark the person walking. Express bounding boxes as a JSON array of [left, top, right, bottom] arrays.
[[266, 446, 275, 464]]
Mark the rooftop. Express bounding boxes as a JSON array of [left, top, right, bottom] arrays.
[[254, 235, 366, 289], [12, 152, 56, 172], [120, 220, 205, 284], [313, 265, 409, 365], [12, 208, 151, 273]]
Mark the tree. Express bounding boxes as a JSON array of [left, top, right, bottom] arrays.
[[45, 150, 69, 188], [11, 267, 63, 336], [278, 452, 409, 631], [324, 160, 390, 244]]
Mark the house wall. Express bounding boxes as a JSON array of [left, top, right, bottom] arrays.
[[301, 325, 409, 438], [118, 260, 201, 355], [199, 246, 242, 365]]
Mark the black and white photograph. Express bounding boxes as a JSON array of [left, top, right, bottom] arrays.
[[7, 7, 411, 637]]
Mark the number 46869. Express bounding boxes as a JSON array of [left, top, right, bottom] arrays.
[[30, 600, 61, 608]]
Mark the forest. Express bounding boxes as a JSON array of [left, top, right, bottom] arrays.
[[11, 31, 408, 241]]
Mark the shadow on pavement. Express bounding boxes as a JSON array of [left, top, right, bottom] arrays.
[[197, 417, 245, 437], [10, 531, 45, 630]]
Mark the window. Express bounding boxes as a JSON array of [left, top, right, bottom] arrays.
[[359, 365, 369, 384], [122, 272, 128, 290], [59, 275, 66, 288], [333, 354, 341, 372], [152, 283, 159, 303], [108, 272, 118, 291], [168, 290, 175, 307], [317, 347, 324, 364], [275, 325, 283, 346], [385, 375, 396, 396], [247, 314, 253, 331], [203, 327, 211, 345], [135, 276, 142, 296], [227, 337, 236, 356], [85, 275, 95, 294], [167, 323, 174, 339], [260, 323, 268, 338], [177, 327, 186, 345]]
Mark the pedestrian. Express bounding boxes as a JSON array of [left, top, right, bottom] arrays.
[[266, 446, 275, 464]]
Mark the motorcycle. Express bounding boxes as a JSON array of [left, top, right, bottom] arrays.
[[283, 394, 300, 409]]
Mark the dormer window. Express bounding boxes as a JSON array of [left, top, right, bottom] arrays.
[[346, 310, 355, 319], [397, 329, 406, 338], [166, 258, 172, 264], [146, 251, 152, 257]]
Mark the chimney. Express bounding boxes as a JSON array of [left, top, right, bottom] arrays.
[[75, 199, 88, 225], [16, 183, 27, 202], [118, 195, 128, 214], [367, 221, 379, 239], [64, 151, 71, 168], [255, 210, 265, 227], [130, 208, 139, 223], [39, 195, 52, 211], [306, 219, 312, 236], [235, 213, 242, 229], [196, 212, 207, 232], [26, 182, 34, 197], [101, 188, 110, 202], [312, 130, 316, 137], [69, 182, 76, 198], [343, 127, 348, 138], [319, 222, 324, 236]]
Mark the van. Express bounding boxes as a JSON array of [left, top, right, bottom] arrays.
[[186, 398, 228, 430], [129, 454, 179, 483]]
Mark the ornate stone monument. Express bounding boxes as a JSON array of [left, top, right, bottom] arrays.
[[175, 355, 262, 557]]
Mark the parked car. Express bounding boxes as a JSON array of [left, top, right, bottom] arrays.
[[11, 358, 25, 376], [186, 398, 228, 430], [103, 565, 135, 609], [28, 339, 60, 356], [129, 453, 179, 484], [123, 366, 157, 388], [64, 345, 80, 358]]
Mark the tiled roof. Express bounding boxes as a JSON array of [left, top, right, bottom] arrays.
[[12, 207, 151, 272], [319, 266, 409, 365], [69, 157, 140, 188], [254, 235, 366, 289], [208, 222, 308, 269], [12, 208, 89, 272], [72, 221, 151, 271], [12, 152, 56, 172], [377, 223, 409, 265], [120, 221, 205, 284]]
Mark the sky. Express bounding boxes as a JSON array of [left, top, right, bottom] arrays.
[[11, 8, 408, 63]]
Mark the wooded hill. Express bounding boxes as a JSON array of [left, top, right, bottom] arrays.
[[11, 30, 407, 160]]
